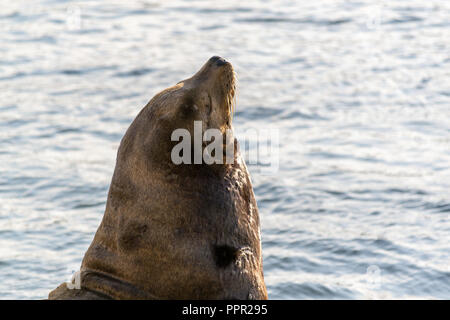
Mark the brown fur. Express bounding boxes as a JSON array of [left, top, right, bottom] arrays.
[[48, 57, 267, 300]]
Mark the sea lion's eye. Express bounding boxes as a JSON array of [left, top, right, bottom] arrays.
[[206, 94, 213, 115], [180, 102, 198, 118], [205, 103, 212, 115]]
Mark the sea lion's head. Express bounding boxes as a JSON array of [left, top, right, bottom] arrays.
[[119, 56, 236, 171]]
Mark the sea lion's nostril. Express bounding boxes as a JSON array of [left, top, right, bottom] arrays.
[[216, 58, 228, 66], [209, 56, 228, 67], [209, 56, 221, 63]]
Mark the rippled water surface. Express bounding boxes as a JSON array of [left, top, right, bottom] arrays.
[[1, 0, 449, 299]]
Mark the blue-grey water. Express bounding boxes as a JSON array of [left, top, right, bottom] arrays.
[[1, 0, 449, 299]]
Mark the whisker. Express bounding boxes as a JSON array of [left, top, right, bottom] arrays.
[[231, 70, 238, 122]]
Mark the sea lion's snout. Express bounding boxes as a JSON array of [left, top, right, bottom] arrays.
[[209, 55, 229, 67], [193, 56, 233, 80], [181, 56, 235, 129]]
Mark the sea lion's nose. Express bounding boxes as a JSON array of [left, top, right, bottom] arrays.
[[209, 56, 228, 67]]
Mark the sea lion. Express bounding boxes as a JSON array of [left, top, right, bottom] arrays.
[[49, 56, 267, 300]]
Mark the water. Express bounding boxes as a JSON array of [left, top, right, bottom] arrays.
[[0, 0, 449, 299]]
